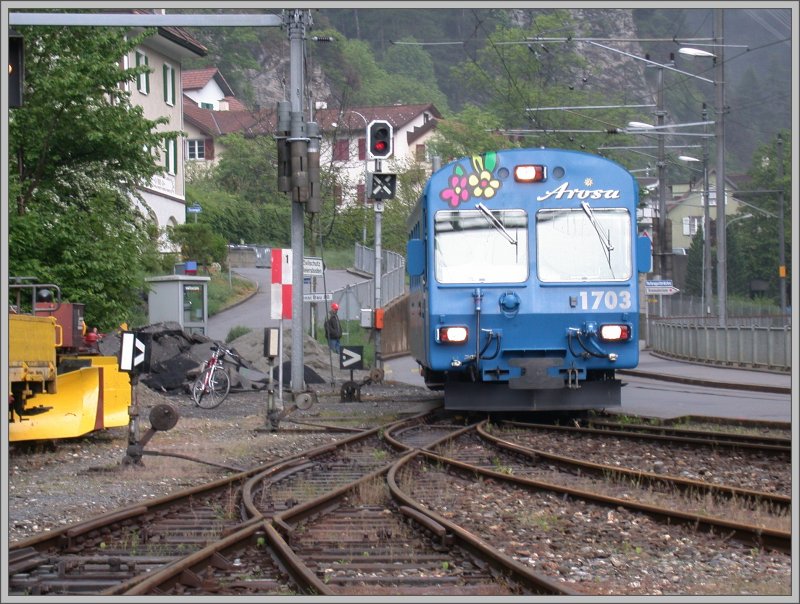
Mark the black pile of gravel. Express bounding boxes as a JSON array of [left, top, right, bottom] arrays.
[[99, 322, 326, 395]]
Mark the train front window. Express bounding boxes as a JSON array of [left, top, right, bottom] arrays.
[[536, 208, 632, 282], [434, 209, 528, 283]]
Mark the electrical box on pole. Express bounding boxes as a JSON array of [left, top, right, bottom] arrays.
[[275, 101, 292, 193], [367, 120, 393, 159]]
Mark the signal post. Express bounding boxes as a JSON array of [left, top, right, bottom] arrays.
[[366, 120, 396, 372]]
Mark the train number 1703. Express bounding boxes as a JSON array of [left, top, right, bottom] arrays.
[[578, 290, 632, 310]]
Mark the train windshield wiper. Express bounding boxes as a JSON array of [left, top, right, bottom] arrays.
[[580, 201, 615, 274], [580, 201, 614, 252], [476, 203, 517, 246]]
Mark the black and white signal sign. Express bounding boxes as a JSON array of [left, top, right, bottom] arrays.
[[339, 345, 364, 370], [119, 331, 151, 373], [369, 172, 397, 200]]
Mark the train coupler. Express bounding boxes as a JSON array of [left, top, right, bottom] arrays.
[[567, 367, 581, 389]]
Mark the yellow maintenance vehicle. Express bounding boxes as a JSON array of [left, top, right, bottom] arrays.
[[8, 279, 131, 442]]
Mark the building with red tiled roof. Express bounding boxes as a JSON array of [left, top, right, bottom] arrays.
[[184, 99, 443, 207], [182, 67, 238, 110], [123, 10, 207, 251], [313, 103, 443, 205], [183, 97, 275, 168]]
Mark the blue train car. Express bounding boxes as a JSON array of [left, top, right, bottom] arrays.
[[406, 148, 652, 411]]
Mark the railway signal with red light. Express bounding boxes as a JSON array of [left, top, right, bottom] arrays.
[[367, 119, 393, 159]]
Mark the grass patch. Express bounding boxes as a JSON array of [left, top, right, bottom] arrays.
[[317, 319, 376, 366], [226, 325, 252, 343], [316, 247, 354, 270], [207, 271, 257, 316]]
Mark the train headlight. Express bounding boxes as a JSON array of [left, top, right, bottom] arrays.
[[437, 326, 468, 343], [514, 164, 546, 182], [599, 324, 631, 341]]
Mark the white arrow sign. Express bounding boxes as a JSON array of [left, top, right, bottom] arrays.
[[340, 346, 363, 369], [119, 331, 148, 372]]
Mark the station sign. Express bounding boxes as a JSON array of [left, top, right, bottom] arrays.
[[303, 256, 324, 276], [645, 279, 679, 295], [303, 292, 333, 302]]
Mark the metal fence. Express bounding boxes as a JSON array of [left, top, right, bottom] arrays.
[[647, 320, 791, 372], [644, 293, 791, 372], [310, 243, 406, 329]]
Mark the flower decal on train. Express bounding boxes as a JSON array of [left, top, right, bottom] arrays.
[[439, 152, 502, 207], [468, 154, 501, 200], [440, 164, 471, 207]]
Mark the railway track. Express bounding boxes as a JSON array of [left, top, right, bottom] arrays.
[[497, 419, 792, 496], [7, 408, 792, 596]]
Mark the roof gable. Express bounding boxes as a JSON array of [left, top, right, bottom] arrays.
[[182, 67, 235, 97]]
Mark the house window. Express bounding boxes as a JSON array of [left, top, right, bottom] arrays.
[[200, 102, 214, 109], [333, 139, 350, 162], [415, 143, 426, 161], [682, 215, 702, 236], [358, 137, 366, 161], [164, 138, 178, 175], [187, 139, 205, 160], [333, 185, 343, 206], [163, 63, 176, 106], [135, 50, 149, 94]]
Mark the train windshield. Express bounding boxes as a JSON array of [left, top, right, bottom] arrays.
[[536, 207, 632, 282], [434, 209, 528, 283]]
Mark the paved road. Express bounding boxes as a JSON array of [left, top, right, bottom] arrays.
[[383, 351, 793, 422], [207, 267, 368, 342]]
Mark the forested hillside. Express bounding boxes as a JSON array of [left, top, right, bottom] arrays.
[[181, 7, 791, 172]]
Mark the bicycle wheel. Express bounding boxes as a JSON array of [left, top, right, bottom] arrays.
[[194, 366, 231, 409]]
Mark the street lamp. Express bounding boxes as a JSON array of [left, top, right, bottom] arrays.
[[725, 213, 753, 230], [678, 47, 717, 59], [678, 105, 713, 317], [332, 109, 370, 243], [679, 10, 727, 325]]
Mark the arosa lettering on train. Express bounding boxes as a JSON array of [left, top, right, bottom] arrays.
[[536, 181, 621, 202]]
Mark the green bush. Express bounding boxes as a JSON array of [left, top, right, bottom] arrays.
[[226, 325, 252, 343]]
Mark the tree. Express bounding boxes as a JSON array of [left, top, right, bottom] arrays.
[[8, 26, 174, 329], [167, 223, 228, 270], [727, 131, 792, 304], [427, 105, 517, 162], [9, 189, 162, 330], [9, 26, 172, 215], [684, 230, 704, 297], [213, 132, 281, 206]]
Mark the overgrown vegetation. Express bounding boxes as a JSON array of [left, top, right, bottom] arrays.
[[8, 26, 175, 330]]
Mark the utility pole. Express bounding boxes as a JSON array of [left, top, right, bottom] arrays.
[[655, 63, 669, 281], [285, 9, 310, 396], [374, 165, 383, 370], [714, 8, 727, 326], [701, 105, 713, 317], [776, 133, 786, 322]]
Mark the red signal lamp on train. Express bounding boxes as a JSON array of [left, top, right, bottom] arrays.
[[514, 164, 546, 182]]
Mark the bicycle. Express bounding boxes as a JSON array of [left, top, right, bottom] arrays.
[[191, 344, 236, 409]]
